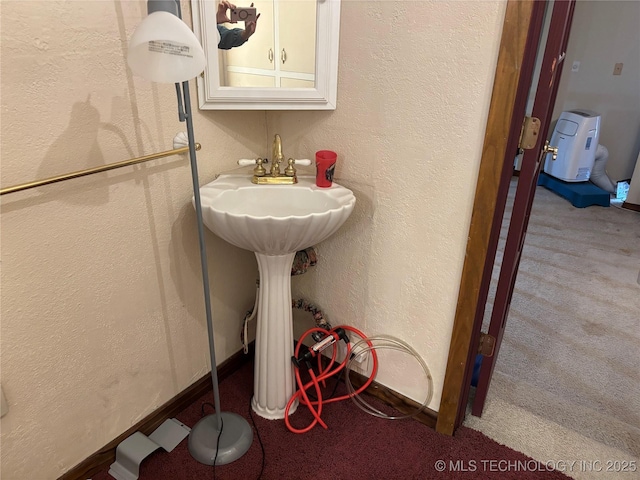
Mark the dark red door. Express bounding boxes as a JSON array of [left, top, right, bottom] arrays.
[[471, 0, 577, 416]]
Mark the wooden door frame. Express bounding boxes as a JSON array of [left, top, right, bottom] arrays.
[[436, 0, 546, 435]]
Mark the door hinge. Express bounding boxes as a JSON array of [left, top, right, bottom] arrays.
[[478, 332, 496, 357], [518, 116, 541, 150]]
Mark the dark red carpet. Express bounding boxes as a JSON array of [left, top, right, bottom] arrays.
[[93, 361, 569, 480]]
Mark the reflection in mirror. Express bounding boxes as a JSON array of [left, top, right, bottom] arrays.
[[191, 0, 340, 110], [220, 0, 317, 88]]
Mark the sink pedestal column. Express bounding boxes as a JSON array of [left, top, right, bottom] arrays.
[[251, 252, 299, 419]]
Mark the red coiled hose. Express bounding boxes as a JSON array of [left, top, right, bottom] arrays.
[[285, 325, 378, 434]]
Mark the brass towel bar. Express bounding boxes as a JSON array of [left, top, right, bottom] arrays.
[[0, 143, 201, 196]]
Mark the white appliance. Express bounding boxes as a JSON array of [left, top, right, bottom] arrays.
[[544, 110, 601, 182]]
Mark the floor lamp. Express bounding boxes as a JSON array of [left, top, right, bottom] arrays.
[[127, 0, 253, 466]]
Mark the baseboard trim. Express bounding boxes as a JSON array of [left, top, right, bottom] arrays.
[[59, 344, 254, 480], [60, 342, 438, 479], [621, 201, 640, 212], [346, 368, 438, 428]]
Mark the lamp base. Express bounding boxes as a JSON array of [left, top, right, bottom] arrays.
[[188, 412, 253, 465]]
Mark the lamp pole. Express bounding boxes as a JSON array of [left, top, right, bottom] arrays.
[[167, 0, 222, 432], [127, 0, 253, 466], [180, 79, 223, 433]]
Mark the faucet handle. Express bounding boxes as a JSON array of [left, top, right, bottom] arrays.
[[254, 157, 267, 176], [237, 158, 269, 166], [237, 158, 267, 176], [284, 158, 313, 177], [292, 159, 312, 166], [238, 158, 256, 166], [284, 158, 296, 176]]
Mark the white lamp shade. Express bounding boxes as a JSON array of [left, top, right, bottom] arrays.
[[128, 11, 206, 83]]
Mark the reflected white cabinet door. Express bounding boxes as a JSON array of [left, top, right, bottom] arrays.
[[278, 0, 317, 76], [192, 0, 341, 110], [223, 0, 275, 71], [223, 0, 316, 87]]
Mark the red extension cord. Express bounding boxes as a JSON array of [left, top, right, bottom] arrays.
[[284, 325, 379, 434]]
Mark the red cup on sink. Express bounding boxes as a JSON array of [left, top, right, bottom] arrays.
[[315, 150, 337, 188]]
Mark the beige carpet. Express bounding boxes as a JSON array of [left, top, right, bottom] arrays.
[[465, 179, 640, 480]]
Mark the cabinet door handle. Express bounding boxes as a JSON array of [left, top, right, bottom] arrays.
[[268, 48, 274, 63], [281, 48, 287, 64]]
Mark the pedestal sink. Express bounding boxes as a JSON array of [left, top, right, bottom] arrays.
[[197, 174, 356, 419]]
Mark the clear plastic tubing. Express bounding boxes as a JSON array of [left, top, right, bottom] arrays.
[[344, 335, 433, 420]]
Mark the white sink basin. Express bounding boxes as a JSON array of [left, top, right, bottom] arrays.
[[195, 173, 355, 419], [198, 174, 356, 255]]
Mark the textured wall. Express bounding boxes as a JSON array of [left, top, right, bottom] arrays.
[[552, 0, 640, 182], [0, 1, 263, 478], [280, 0, 505, 408], [0, 0, 505, 478]]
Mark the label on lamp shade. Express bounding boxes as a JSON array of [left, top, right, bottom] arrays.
[[127, 10, 207, 83], [148, 40, 194, 59]]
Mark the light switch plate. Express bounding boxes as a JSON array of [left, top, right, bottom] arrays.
[[613, 63, 623, 75], [571, 61, 580, 72]]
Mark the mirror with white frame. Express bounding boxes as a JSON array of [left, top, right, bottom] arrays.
[[191, 0, 341, 110]]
